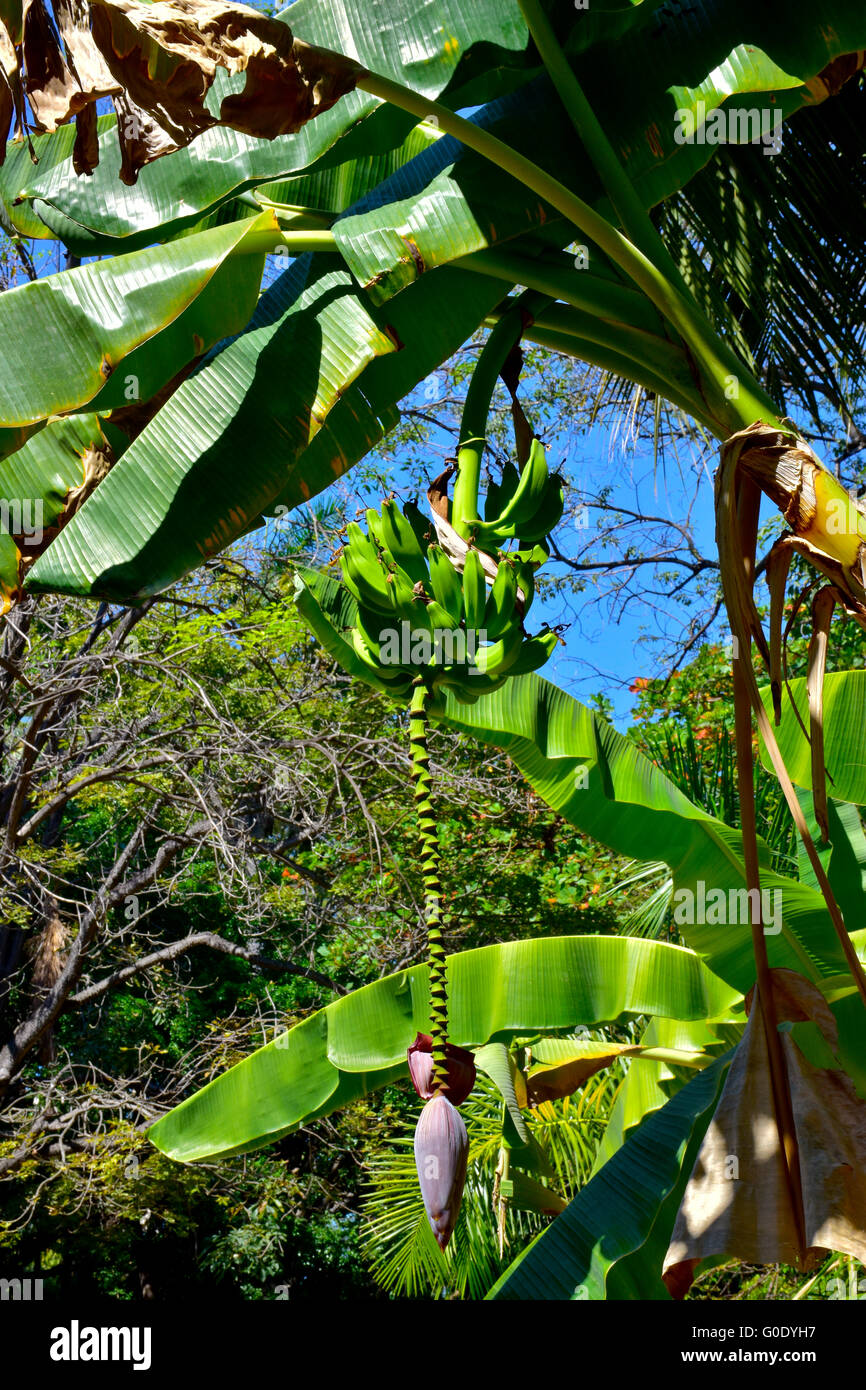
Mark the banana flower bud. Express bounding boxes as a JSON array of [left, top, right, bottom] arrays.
[[407, 1032, 475, 1104], [414, 1095, 469, 1250]]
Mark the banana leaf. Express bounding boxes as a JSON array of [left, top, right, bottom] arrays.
[[25, 259, 504, 600], [0, 211, 272, 460], [0, 413, 114, 610], [487, 1052, 731, 1300], [148, 935, 738, 1163]]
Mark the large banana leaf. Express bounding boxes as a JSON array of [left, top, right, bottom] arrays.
[[148, 935, 738, 1163], [442, 677, 859, 996], [16, 120, 444, 258], [25, 259, 504, 600], [487, 1053, 731, 1300], [759, 671, 866, 806], [0, 211, 271, 461]]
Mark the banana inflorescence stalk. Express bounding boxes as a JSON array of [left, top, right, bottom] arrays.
[[408, 678, 450, 1093]]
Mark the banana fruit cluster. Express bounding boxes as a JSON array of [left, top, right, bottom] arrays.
[[338, 482, 558, 705], [463, 438, 564, 548]]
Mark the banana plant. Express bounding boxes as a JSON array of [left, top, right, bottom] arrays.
[[5, 0, 866, 1292]]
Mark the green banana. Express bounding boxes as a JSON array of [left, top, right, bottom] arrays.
[[433, 668, 509, 701], [511, 558, 536, 614], [483, 474, 502, 523], [517, 542, 550, 565], [497, 460, 520, 512], [365, 508, 385, 546], [469, 617, 524, 678], [351, 625, 389, 674], [403, 500, 432, 554], [428, 544, 463, 624], [425, 599, 460, 633], [340, 547, 392, 613], [511, 543, 549, 614], [483, 560, 518, 639], [380, 499, 429, 587], [345, 522, 380, 568], [461, 548, 487, 632], [505, 629, 559, 676], [466, 440, 549, 544], [354, 603, 393, 662], [496, 438, 549, 529], [516, 474, 565, 544], [387, 568, 432, 633]]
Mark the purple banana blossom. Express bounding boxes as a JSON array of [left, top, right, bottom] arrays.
[[414, 1094, 469, 1250], [407, 1032, 475, 1104]]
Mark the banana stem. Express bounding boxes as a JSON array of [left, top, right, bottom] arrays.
[[516, 0, 690, 297], [408, 679, 449, 1092], [453, 289, 551, 537]]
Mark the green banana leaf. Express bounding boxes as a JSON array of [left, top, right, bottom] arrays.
[[0, 212, 271, 460], [759, 671, 866, 806], [487, 1052, 731, 1300], [246, 122, 442, 223], [148, 935, 738, 1163], [795, 790, 866, 935], [25, 260, 505, 600], [15, 120, 444, 258]]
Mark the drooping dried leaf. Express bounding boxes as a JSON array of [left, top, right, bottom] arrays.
[[88, 0, 363, 177], [22, 0, 87, 129], [112, 89, 179, 184], [527, 1042, 645, 1104], [0, 12, 25, 150], [55, 0, 117, 94], [716, 426, 866, 1006], [5, 0, 363, 180], [71, 88, 98, 172], [663, 968, 866, 1298], [806, 586, 837, 841]]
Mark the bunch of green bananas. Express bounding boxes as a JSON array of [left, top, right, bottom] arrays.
[[338, 496, 557, 704], [460, 439, 564, 549]]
